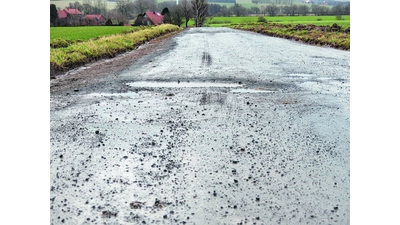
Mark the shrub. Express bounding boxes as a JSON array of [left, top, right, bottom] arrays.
[[257, 16, 266, 22]]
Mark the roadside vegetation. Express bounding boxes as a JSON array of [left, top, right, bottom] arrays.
[[50, 24, 181, 77], [228, 22, 350, 50]]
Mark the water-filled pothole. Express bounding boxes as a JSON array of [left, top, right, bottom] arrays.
[[126, 81, 242, 88]]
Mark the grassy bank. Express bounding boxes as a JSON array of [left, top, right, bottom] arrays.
[[228, 22, 350, 50], [50, 24, 181, 77]]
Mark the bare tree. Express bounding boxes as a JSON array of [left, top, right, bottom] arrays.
[[298, 5, 309, 16], [230, 3, 247, 17], [260, 5, 267, 16], [192, 0, 208, 27], [180, 0, 192, 27], [133, 0, 157, 14], [266, 4, 279, 16], [116, 0, 133, 19], [94, 0, 108, 15], [170, 5, 184, 27]]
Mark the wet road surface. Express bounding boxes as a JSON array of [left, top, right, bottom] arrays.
[[50, 27, 350, 224]]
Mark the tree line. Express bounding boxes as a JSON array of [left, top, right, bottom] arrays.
[[50, 0, 350, 27], [51, 0, 209, 27]]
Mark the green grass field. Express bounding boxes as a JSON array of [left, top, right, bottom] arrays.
[[50, 15, 349, 43], [199, 15, 350, 28], [50, 26, 143, 42]]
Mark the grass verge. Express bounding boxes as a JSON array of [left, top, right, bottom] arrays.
[[50, 24, 181, 78], [227, 22, 350, 50]]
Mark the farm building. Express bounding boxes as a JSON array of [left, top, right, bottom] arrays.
[[83, 14, 106, 26], [134, 8, 169, 26], [57, 8, 83, 26]]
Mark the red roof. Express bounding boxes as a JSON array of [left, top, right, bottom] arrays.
[[84, 14, 104, 20], [57, 10, 68, 19], [64, 8, 82, 15], [145, 12, 164, 25], [57, 9, 82, 19]]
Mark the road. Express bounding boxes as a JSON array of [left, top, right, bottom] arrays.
[[50, 27, 350, 225]]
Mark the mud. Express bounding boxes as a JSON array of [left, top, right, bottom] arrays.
[[50, 27, 350, 224]]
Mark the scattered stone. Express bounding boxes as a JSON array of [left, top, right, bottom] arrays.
[[154, 199, 163, 208], [102, 210, 117, 218], [130, 201, 145, 209]]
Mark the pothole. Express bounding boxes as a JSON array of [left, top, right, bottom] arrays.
[[126, 81, 242, 88]]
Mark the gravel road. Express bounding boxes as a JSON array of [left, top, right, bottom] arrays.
[[50, 27, 350, 225]]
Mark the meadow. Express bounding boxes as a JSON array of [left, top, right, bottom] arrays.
[[203, 15, 350, 28], [50, 26, 145, 42]]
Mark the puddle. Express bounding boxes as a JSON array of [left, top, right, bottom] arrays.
[[231, 88, 275, 93], [127, 81, 242, 88]]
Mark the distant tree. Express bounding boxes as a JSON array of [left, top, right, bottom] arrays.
[[282, 5, 290, 15], [180, 0, 193, 27], [343, 5, 350, 15], [116, 0, 134, 19], [170, 5, 184, 26], [105, 18, 113, 25], [288, 4, 298, 16], [218, 5, 231, 16], [133, 0, 157, 14], [312, 5, 329, 16], [298, 5, 309, 16], [208, 4, 222, 16], [192, 0, 209, 27], [50, 4, 58, 25], [260, 5, 267, 16], [230, 3, 247, 16], [266, 4, 279, 16], [94, 0, 108, 14], [68, 1, 84, 11], [249, 6, 260, 15], [331, 5, 343, 16]]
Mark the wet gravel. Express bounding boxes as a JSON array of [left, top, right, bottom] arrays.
[[50, 27, 350, 224]]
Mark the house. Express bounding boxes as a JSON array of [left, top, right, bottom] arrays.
[[57, 8, 83, 26], [134, 8, 169, 26], [83, 14, 106, 26]]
